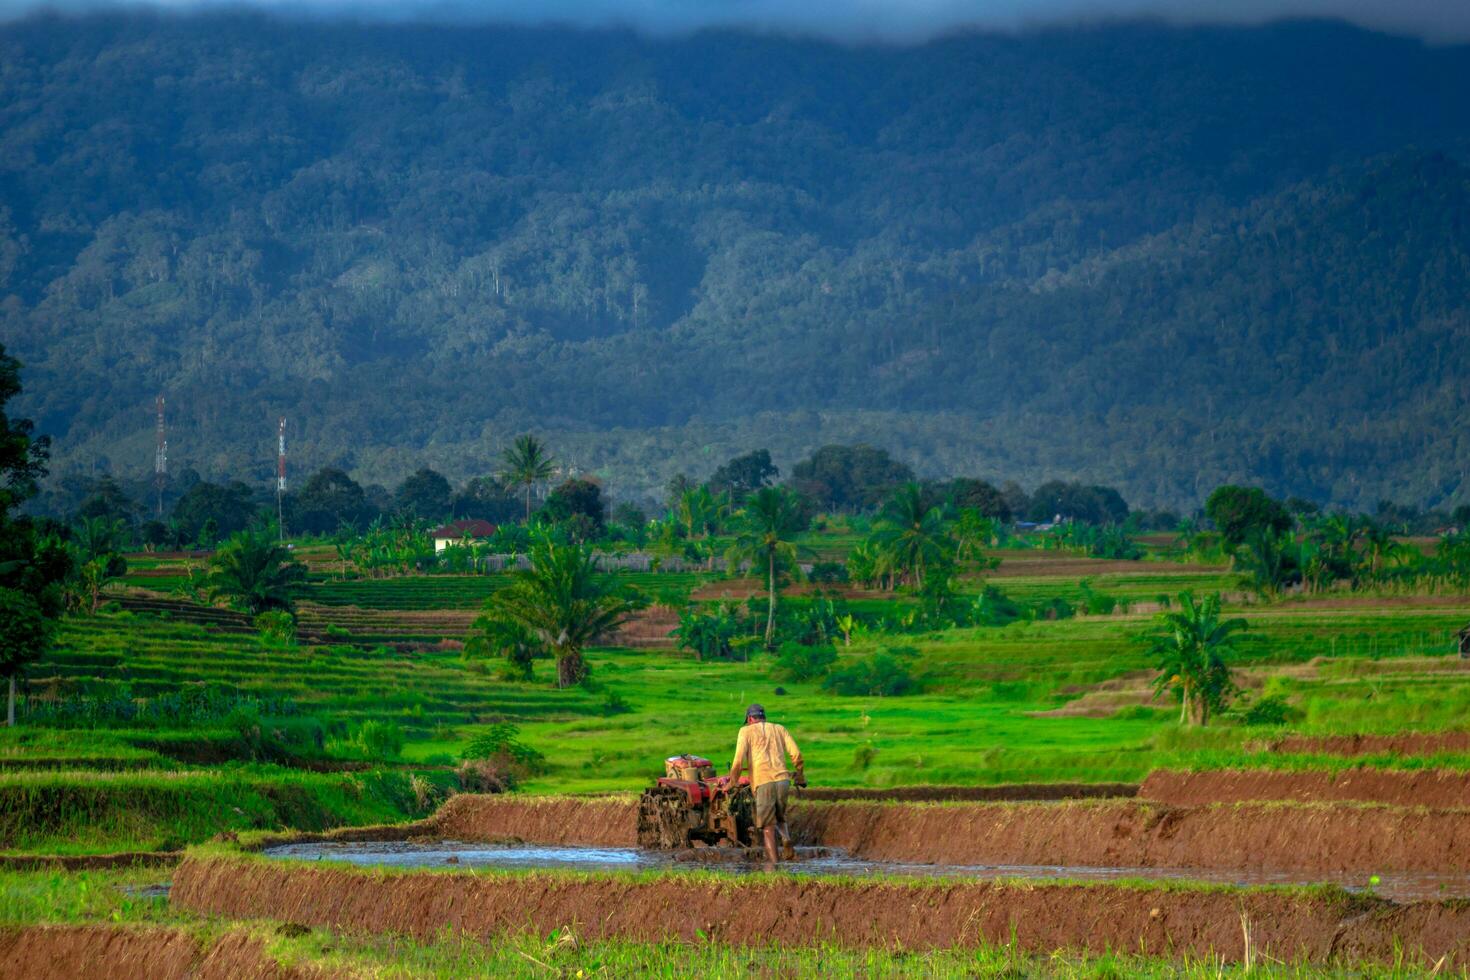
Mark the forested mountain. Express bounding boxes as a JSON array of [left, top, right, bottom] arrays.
[[3, 13, 1469, 509]]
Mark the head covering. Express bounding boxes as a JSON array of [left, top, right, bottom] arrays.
[[745, 703, 765, 721]]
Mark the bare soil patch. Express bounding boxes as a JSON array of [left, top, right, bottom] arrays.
[[1141, 769, 1470, 808], [171, 853, 1470, 966], [0, 925, 338, 980]]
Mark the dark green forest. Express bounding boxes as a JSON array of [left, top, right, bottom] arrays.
[[3, 14, 1469, 510]]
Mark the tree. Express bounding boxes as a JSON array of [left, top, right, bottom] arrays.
[[394, 467, 453, 522], [479, 537, 644, 688], [725, 486, 807, 649], [789, 445, 913, 512], [453, 476, 522, 524], [542, 478, 607, 535], [500, 435, 557, 522], [206, 530, 307, 615], [1235, 526, 1301, 597], [171, 481, 258, 545], [673, 485, 728, 540], [945, 478, 1012, 522], [868, 483, 951, 590], [1149, 591, 1246, 726], [1205, 486, 1292, 549], [76, 476, 139, 528], [0, 588, 47, 726], [1027, 481, 1129, 526], [708, 450, 778, 504], [68, 517, 128, 614], [952, 508, 999, 565], [292, 467, 376, 534], [0, 345, 49, 519]]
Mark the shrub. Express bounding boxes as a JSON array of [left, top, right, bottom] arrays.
[[807, 561, 849, 584], [1240, 695, 1301, 726], [823, 648, 919, 697], [254, 610, 297, 646], [464, 722, 546, 772], [852, 744, 878, 770], [973, 586, 1022, 626], [459, 721, 546, 791], [772, 642, 837, 683], [353, 719, 405, 760]]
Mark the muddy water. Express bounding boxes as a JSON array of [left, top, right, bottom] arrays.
[[260, 840, 1470, 902]]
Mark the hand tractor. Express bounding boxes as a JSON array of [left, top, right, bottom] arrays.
[[636, 754, 756, 849]]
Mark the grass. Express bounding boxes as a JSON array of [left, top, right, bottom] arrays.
[[0, 767, 451, 854]]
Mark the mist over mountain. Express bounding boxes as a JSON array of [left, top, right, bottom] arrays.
[[3, 13, 1469, 510]]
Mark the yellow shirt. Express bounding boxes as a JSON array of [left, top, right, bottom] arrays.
[[732, 721, 802, 788]]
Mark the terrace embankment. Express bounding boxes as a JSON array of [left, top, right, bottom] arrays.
[[170, 853, 1470, 966], [799, 782, 1137, 802], [428, 794, 1470, 874], [431, 794, 638, 846], [1141, 768, 1470, 808], [1268, 732, 1470, 756], [0, 924, 340, 980]]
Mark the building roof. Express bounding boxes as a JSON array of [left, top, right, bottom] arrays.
[[430, 519, 497, 540]]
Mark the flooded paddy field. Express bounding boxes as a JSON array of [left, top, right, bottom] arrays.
[[260, 837, 1470, 903]]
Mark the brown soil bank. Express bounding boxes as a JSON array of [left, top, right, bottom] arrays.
[[431, 794, 1470, 874], [172, 854, 1470, 966], [800, 782, 1137, 802], [790, 800, 1470, 874], [0, 924, 340, 980], [431, 794, 637, 846], [1270, 732, 1470, 757], [1141, 769, 1470, 808]]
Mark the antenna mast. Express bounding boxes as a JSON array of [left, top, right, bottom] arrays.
[[154, 394, 167, 518], [276, 417, 287, 542]]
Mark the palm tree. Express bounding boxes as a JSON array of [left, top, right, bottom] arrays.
[[500, 435, 557, 522], [868, 483, 951, 590], [480, 536, 645, 688], [206, 530, 307, 615], [675, 485, 728, 541], [1150, 591, 1247, 726], [1359, 521, 1402, 586], [952, 508, 997, 565], [725, 486, 807, 649]]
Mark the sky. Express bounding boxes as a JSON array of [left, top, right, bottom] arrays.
[[2, 0, 1468, 44]]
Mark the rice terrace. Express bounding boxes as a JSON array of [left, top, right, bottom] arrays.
[[6, 5, 1470, 978]]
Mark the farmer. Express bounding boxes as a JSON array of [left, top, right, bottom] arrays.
[[726, 703, 805, 866]]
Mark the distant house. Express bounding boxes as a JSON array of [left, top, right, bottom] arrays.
[[430, 519, 496, 553]]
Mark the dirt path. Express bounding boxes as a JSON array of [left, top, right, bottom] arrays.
[[1141, 769, 1470, 808], [171, 853, 1470, 966]]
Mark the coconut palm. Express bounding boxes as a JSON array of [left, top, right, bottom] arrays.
[[674, 485, 728, 541], [952, 508, 998, 565], [500, 434, 557, 522], [480, 536, 644, 688], [868, 483, 951, 590], [1150, 591, 1247, 726], [206, 530, 307, 615], [725, 486, 807, 649]]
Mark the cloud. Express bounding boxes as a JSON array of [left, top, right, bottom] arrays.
[[5, 0, 1470, 44]]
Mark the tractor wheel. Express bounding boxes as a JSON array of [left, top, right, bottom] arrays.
[[725, 784, 757, 847], [637, 786, 692, 850]]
